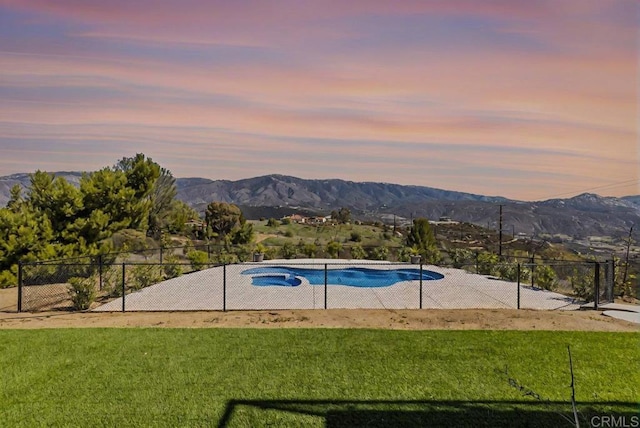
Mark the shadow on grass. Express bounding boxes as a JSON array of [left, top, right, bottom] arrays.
[[218, 399, 638, 427]]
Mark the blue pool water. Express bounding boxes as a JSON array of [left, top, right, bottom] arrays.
[[241, 266, 444, 288]]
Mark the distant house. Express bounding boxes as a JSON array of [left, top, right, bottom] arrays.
[[185, 219, 205, 229], [282, 214, 332, 225], [309, 216, 330, 225], [283, 214, 307, 224]]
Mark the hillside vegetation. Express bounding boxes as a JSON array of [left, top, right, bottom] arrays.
[[1, 154, 637, 301]]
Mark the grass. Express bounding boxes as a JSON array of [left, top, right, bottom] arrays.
[[0, 329, 638, 427]]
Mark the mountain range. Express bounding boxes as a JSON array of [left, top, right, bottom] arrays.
[[1, 172, 638, 242]]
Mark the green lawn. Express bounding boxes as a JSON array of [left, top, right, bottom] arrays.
[[1, 329, 638, 427]]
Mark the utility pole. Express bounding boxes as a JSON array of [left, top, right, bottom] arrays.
[[622, 225, 634, 287], [498, 204, 503, 258]]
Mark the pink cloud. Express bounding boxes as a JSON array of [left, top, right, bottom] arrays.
[[0, 0, 636, 200]]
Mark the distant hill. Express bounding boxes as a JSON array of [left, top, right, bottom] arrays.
[[0, 172, 83, 207], [2, 172, 638, 241]]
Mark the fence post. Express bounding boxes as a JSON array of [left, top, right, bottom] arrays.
[[98, 255, 103, 291], [607, 259, 615, 302], [419, 262, 423, 309], [223, 263, 227, 312], [530, 256, 535, 289], [160, 247, 163, 264], [517, 263, 521, 310], [594, 262, 600, 310], [121, 263, 126, 312], [324, 264, 328, 309], [17, 261, 22, 313]]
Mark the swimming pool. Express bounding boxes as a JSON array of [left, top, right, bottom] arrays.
[[241, 266, 444, 288]]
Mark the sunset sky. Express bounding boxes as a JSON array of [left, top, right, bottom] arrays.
[[0, 0, 637, 201]]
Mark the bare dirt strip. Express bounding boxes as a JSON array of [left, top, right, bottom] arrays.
[[1, 287, 637, 331]]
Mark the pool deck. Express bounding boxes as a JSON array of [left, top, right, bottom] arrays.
[[95, 259, 582, 312]]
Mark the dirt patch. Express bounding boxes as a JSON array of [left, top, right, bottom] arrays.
[[0, 306, 637, 331], [1, 286, 637, 331], [256, 233, 279, 243], [0, 287, 17, 312]]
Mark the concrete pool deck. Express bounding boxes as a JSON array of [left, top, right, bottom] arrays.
[[94, 259, 582, 312]]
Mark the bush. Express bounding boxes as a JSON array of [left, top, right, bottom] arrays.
[[533, 264, 557, 290], [129, 265, 164, 290], [570, 268, 594, 301], [448, 248, 474, 269], [217, 252, 238, 264], [68, 276, 96, 310], [102, 264, 124, 297], [397, 247, 411, 262], [187, 250, 209, 271], [0, 269, 17, 288], [232, 245, 253, 262], [326, 241, 342, 259], [266, 218, 279, 227], [369, 246, 389, 261], [162, 255, 183, 279], [350, 232, 362, 242], [302, 243, 317, 258], [477, 252, 499, 275], [494, 263, 531, 282], [110, 229, 152, 253], [281, 242, 297, 259], [350, 244, 366, 260]]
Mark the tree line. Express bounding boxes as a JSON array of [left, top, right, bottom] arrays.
[[0, 152, 444, 288], [0, 154, 198, 287]]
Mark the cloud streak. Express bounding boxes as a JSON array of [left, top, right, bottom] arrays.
[[0, 0, 637, 200]]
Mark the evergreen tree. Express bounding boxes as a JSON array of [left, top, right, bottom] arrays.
[[205, 202, 243, 241], [0, 205, 56, 286], [114, 153, 161, 230], [406, 218, 441, 264], [147, 167, 177, 238]]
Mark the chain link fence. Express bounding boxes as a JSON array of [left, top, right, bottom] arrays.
[[17, 259, 614, 313]]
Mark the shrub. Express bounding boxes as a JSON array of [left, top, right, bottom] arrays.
[[0, 269, 17, 288], [266, 218, 279, 227], [350, 244, 367, 260], [110, 229, 151, 253], [103, 264, 124, 297], [284, 230, 294, 238], [232, 245, 253, 262], [68, 276, 96, 310], [477, 252, 499, 275], [397, 247, 411, 262], [129, 265, 164, 290], [570, 268, 594, 301], [533, 264, 557, 290], [162, 255, 183, 279], [218, 252, 238, 264], [187, 250, 209, 271], [350, 232, 362, 242], [326, 241, 342, 259], [369, 246, 389, 261], [302, 243, 317, 258], [448, 248, 474, 269], [281, 242, 297, 259]]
